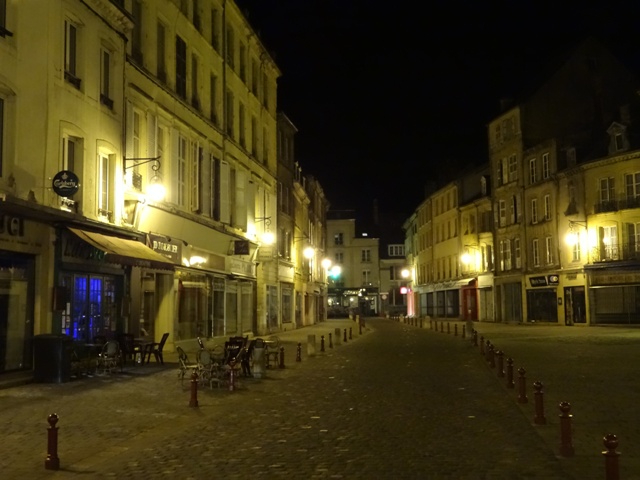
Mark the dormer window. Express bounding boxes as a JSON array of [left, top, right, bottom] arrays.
[[607, 122, 628, 154]]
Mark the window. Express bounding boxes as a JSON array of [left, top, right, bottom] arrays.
[[362, 270, 371, 286], [64, 19, 81, 89], [600, 226, 618, 260], [508, 154, 517, 182], [500, 239, 511, 271], [509, 196, 517, 224], [544, 194, 551, 220], [226, 25, 234, 68], [239, 42, 246, 82], [388, 245, 405, 256], [98, 153, 110, 219], [63, 136, 78, 171], [628, 223, 640, 254], [177, 135, 187, 207], [545, 236, 553, 264], [192, 0, 201, 31], [361, 249, 371, 262], [615, 133, 624, 151], [191, 53, 199, 109], [190, 142, 201, 212], [209, 74, 217, 124], [0, 0, 9, 36], [238, 102, 245, 147], [0, 97, 4, 176], [532, 239, 540, 266], [625, 173, 640, 200], [599, 177, 615, 202], [572, 239, 581, 262], [262, 126, 268, 164], [514, 237, 521, 268], [529, 158, 537, 184], [251, 116, 258, 156], [499, 200, 506, 227], [175, 36, 187, 99], [542, 153, 550, 179], [334, 233, 343, 245], [251, 59, 259, 95], [335, 252, 343, 263], [210, 9, 219, 50], [531, 198, 538, 224], [157, 22, 166, 82], [262, 72, 269, 108], [225, 90, 234, 136], [100, 48, 113, 108]]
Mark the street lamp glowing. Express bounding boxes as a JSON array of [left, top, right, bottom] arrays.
[[401, 268, 410, 278], [461, 252, 471, 264], [261, 231, 275, 245], [330, 265, 342, 278], [303, 246, 315, 259], [321, 258, 332, 269]]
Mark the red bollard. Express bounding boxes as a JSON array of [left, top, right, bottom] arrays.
[[343, 328, 348, 343], [559, 401, 575, 456], [480, 336, 485, 355], [320, 335, 325, 352], [329, 332, 333, 348], [190, 371, 200, 404], [602, 434, 620, 480], [495, 350, 505, 377], [279, 347, 285, 368], [517, 367, 528, 403], [296, 343, 302, 362], [228, 361, 236, 392], [533, 381, 546, 425], [506, 357, 515, 388], [45, 413, 60, 470], [359, 322, 362, 335]]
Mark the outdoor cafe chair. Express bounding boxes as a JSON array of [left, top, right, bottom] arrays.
[[265, 335, 280, 368], [96, 340, 122, 374], [177, 346, 198, 384], [144, 332, 169, 365], [196, 348, 224, 389]]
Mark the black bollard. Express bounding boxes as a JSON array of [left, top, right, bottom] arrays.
[[602, 434, 620, 480], [344, 328, 347, 343], [45, 414, 60, 470], [329, 332, 333, 348], [279, 346, 285, 368], [320, 335, 325, 352], [506, 357, 515, 388], [296, 342, 302, 362], [349, 327, 353, 340], [559, 401, 575, 457], [496, 350, 505, 377], [533, 381, 546, 425], [517, 367, 528, 403]]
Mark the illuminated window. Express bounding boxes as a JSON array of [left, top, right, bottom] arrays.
[[532, 239, 540, 266], [100, 48, 112, 108], [98, 152, 111, 220], [545, 236, 553, 264]]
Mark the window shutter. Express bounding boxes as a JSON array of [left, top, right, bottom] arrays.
[[170, 129, 179, 204], [235, 168, 247, 230], [125, 101, 134, 159], [219, 160, 230, 224]]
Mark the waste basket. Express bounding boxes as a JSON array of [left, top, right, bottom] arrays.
[[33, 334, 73, 383]]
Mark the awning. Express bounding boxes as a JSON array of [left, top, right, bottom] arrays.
[[68, 228, 174, 268]]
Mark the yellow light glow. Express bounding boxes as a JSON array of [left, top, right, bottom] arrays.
[[461, 252, 471, 264], [262, 231, 275, 245], [321, 258, 332, 269], [401, 268, 410, 278], [303, 246, 315, 259], [147, 178, 166, 201]]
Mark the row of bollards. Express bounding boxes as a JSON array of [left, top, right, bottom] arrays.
[[464, 326, 620, 479]]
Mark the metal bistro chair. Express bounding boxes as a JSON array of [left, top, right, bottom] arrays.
[[96, 340, 122, 374], [144, 332, 170, 365], [177, 346, 199, 385], [265, 335, 280, 368], [196, 348, 224, 389]]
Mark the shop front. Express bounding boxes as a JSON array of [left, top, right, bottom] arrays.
[[587, 267, 640, 325], [0, 215, 44, 374], [525, 274, 559, 323]]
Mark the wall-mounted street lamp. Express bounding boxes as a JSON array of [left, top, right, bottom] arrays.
[[565, 220, 588, 246], [124, 155, 165, 201]]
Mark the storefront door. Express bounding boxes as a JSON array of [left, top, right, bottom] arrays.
[[61, 274, 117, 341]]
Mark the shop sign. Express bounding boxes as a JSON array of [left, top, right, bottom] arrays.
[[52, 170, 80, 197], [149, 234, 181, 263], [529, 275, 560, 287], [0, 215, 24, 237], [529, 276, 548, 287], [62, 232, 105, 262]]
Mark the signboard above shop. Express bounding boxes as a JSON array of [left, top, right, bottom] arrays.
[[52, 170, 80, 197], [529, 275, 559, 287]]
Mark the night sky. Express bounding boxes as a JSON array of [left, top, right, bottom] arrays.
[[235, 0, 640, 221]]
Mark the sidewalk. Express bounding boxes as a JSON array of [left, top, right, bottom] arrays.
[[419, 318, 640, 479]]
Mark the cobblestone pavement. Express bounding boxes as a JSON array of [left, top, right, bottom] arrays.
[[0, 318, 634, 479]]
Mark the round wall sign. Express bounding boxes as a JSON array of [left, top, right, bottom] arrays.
[[52, 170, 80, 197]]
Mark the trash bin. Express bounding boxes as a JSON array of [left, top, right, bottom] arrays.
[[33, 334, 73, 383]]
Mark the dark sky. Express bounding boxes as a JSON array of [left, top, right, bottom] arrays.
[[235, 0, 640, 220]]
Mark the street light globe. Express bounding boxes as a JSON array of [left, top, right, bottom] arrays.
[[401, 268, 410, 278], [303, 246, 315, 259], [321, 258, 332, 269], [461, 252, 471, 264], [262, 231, 275, 245], [330, 265, 342, 277]]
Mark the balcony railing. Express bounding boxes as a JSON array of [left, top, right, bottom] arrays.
[[589, 242, 640, 263], [594, 196, 640, 213]]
